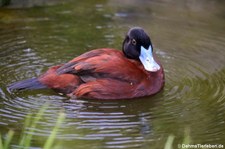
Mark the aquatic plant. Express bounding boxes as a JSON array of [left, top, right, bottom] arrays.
[[164, 127, 191, 149], [0, 105, 65, 149]]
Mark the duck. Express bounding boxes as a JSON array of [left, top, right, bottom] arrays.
[[8, 27, 165, 100]]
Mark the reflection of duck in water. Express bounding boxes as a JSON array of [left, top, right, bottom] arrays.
[[9, 27, 164, 100]]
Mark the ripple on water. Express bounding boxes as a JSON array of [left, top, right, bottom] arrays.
[[1, 1, 225, 148], [1, 90, 155, 148], [161, 27, 225, 101], [40, 99, 155, 148], [152, 23, 225, 144]]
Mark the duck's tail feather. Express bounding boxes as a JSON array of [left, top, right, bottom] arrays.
[[8, 78, 47, 91]]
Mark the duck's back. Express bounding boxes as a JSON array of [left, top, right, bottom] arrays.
[[40, 49, 152, 99]]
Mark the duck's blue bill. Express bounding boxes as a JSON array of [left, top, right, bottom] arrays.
[[139, 45, 160, 72]]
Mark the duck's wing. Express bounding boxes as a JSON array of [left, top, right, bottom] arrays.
[[56, 49, 144, 83], [56, 49, 105, 75]]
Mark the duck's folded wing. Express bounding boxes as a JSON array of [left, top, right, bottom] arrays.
[[56, 49, 144, 83], [56, 49, 105, 75]]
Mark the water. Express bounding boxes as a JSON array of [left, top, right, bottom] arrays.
[[0, 0, 225, 148]]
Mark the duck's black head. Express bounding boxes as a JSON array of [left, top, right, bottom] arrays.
[[122, 27, 160, 72]]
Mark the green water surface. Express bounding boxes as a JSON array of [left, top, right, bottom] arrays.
[[0, 0, 225, 148]]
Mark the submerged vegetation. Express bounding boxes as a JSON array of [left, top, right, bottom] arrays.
[[0, 103, 191, 149], [164, 127, 191, 149], [0, 105, 65, 149]]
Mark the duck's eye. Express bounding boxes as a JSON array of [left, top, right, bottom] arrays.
[[132, 39, 136, 45]]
